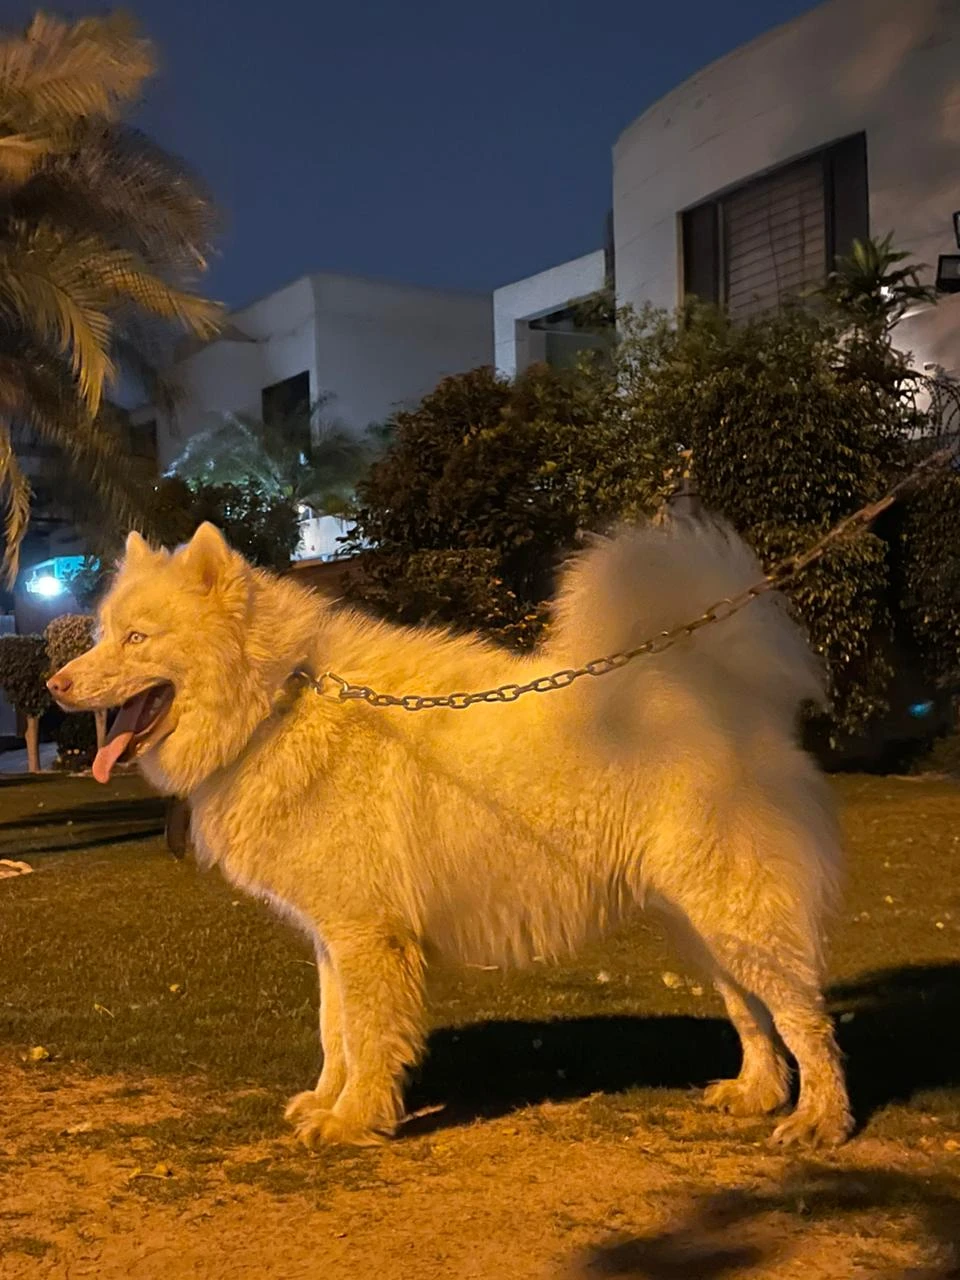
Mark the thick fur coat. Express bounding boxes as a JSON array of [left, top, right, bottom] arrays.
[[49, 519, 851, 1148]]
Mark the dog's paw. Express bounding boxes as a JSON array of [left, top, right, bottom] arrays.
[[704, 1074, 789, 1117], [284, 1091, 389, 1149], [769, 1104, 853, 1149]]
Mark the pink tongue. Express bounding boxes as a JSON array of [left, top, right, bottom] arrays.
[[92, 692, 152, 785]]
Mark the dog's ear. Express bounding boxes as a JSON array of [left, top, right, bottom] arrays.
[[123, 530, 155, 569], [178, 522, 245, 594]]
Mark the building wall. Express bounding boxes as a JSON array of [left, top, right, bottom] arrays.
[[155, 274, 491, 469], [493, 250, 606, 377], [612, 0, 960, 373], [157, 276, 318, 469], [310, 274, 492, 429]]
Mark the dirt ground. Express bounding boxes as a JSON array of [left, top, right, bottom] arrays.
[[4, 772, 960, 1277], [3, 1063, 960, 1280]]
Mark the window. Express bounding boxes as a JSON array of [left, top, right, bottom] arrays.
[[130, 419, 157, 461], [682, 133, 868, 319], [527, 303, 614, 371], [261, 371, 310, 426]]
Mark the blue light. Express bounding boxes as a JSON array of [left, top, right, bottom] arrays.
[[22, 555, 95, 598], [30, 575, 63, 598], [908, 701, 935, 718]]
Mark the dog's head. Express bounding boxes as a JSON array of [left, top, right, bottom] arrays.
[[48, 523, 272, 796]]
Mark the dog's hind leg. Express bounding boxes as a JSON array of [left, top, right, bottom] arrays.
[[286, 923, 426, 1148], [652, 899, 790, 1118], [703, 976, 791, 1117], [699, 928, 850, 1148], [655, 871, 850, 1146]]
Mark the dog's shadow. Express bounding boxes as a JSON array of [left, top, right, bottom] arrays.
[[404, 962, 960, 1136], [558, 1165, 960, 1278]]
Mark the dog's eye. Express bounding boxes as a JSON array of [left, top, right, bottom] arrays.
[[125, 631, 147, 645]]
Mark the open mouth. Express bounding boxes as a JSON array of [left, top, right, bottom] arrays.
[[93, 682, 176, 784]]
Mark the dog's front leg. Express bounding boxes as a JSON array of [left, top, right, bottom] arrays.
[[305, 949, 348, 1109], [285, 922, 426, 1148]]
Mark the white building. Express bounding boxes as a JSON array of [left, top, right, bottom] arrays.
[[493, 248, 608, 379], [138, 271, 493, 472], [613, 0, 960, 372], [497, 0, 960, 380]]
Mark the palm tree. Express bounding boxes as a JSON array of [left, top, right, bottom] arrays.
[[0, 11, 223, 581], [168, 401, 388, 517]]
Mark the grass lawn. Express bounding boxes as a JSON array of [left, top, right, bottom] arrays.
[[1, 769, 960, 1278]]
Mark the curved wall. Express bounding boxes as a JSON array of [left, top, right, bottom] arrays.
[[613, 0, 960, 370]]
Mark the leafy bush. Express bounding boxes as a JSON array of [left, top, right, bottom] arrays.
[[45, 614, 95, 674], [610, 299, 913, 736], [45, 614, 100, 763], [0, 634, 50, 772], [344, 363, 672, 647], [72, 476, 303, 605], [914, 733, 960, 777], [53, 710, 97, 771], [0, 635, 49, 718], [349, 235, 960, 746], [147, 477, 301, 571], [898, 468, 960, 701]]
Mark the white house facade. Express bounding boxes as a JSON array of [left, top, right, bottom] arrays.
[[492, 249, 607, 379], [494, 0, 960, 382], [612, 0, 960, 374], [140, 271, 493, 472]]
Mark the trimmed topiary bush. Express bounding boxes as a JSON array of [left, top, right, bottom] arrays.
[[45, 613, 103, 761], [0, 635, 50, 772]]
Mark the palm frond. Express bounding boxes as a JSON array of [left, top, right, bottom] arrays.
[[0, 421, 31, 585], [13, 121, 222, 276], [167, 412, 282, 490], [166, 406, 383, 513], [0, 13, 153, 138], [0, 131, 51, 184], [0, 13, 223, 575], [96, 255, 222, 335], [0, 222, 115, 411], [0, 223, 221, 414], [0, 350, 162, 572], [23, 359, 154, 529]]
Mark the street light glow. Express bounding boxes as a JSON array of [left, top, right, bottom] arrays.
[[31, 574, 64, 598]]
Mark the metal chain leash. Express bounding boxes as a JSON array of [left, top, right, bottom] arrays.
[[300, 441, 959, 714]]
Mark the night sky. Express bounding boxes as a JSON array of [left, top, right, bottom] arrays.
[[8, 0, 818, 308]]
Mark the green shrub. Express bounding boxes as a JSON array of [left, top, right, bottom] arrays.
[[72, 477, 303, 605], [344, 363, 670, 647], [0, 635, 49, 719], [338, 237, 960, 747], [0, 635, 50, 772], [148, 477, 301, 572], [45, 614, 99, 764], [45, 614, 95, 673], [915, 733, 960, 777], [53, 711, 97, 770]]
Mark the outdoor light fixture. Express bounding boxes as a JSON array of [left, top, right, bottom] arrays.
[[936, 254, 960, 293], [30, 574, 64, 598], [22, 554, 89, 598]]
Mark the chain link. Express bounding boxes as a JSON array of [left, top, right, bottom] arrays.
[[299, 442, 958, 713]]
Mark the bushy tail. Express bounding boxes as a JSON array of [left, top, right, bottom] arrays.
[[548, 515, 825, 748]]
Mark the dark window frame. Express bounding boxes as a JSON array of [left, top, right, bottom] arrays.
[[130, 419, 158, 460], [681, 132, 868, 316], [261, 371, 311, 426]]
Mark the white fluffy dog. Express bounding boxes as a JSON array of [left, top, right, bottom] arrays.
[[48, 517, 851, 1149]]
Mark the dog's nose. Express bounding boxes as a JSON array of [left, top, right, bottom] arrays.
[[47, 672, 72, 696]]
